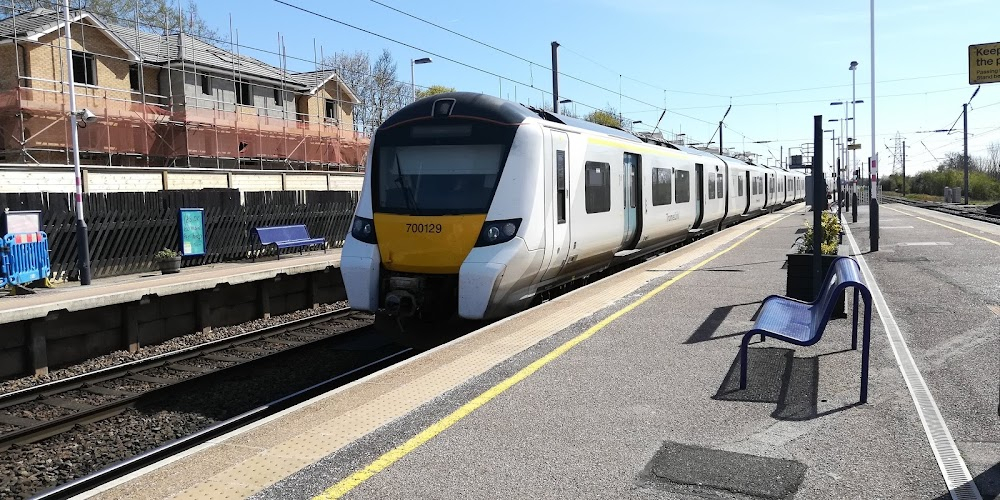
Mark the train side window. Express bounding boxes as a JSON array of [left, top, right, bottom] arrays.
[[738, 175, 744, 197], [675, 169, 690, 203], [584, 161, 611, 214], [707, 173, 716, 200], [556, 150, 566, 223], [716, 173, 724, 198], [652, 167, 672, 205]]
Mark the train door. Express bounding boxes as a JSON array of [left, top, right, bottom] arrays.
[[692, 163, 704, 228], [744, 171, 751, 214], [540, 130, 571, 282], [621, 152, 641, 249]]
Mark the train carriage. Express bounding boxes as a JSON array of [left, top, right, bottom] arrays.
[[342, 93, 805, 331]]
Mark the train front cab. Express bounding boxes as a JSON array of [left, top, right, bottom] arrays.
[[342, 93, 541, 327]]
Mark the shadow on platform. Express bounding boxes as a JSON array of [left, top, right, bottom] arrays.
[[683, 302, 761, 345], [713, 347, 860, 420], [930, 461, 1000, 500]]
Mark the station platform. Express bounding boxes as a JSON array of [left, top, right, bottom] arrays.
[[0, 249, 342, 325], [0, 249, 344, 378], [79, 203, 999, 500]]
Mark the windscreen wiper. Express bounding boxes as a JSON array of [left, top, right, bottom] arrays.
[[394, 151, 419, 213]]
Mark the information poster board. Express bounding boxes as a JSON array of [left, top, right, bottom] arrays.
[[178, 208, 206, 256], [2, 210, 42, 235]]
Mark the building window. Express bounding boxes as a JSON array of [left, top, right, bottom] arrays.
[[128, 64, 140, 91], [717, 173, 724, 199], [71, 51, 96, 86], [584, 161, 611, 214], [675, 169, 690, 203], [652, 167, 672, 206], [236, 82, 252, 105], [201, 74, 210, 95], [274, 87, 282, 105], [556, 150, 566, 223], [325, 99, 337, 120]]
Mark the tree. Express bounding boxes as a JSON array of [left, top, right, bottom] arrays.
[[2, 0, 218, 40], [584, 106, 633, 130], [415, 85, 455, 99], [585, 109, 622, 128], [324, 49, 408, 136]]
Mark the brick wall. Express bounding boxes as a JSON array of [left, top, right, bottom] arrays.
[[31, 22, 134, 102], [0, 44, 20, 90]]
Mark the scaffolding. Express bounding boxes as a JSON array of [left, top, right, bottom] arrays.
[[0, 6, 369, 171]]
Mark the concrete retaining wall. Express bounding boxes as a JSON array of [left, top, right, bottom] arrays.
[[0, 267, 346, 380]]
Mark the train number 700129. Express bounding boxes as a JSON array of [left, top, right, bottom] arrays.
[[404, 223, 443, 234]]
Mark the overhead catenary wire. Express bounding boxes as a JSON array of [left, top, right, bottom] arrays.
[[273, 0, 719, 127]]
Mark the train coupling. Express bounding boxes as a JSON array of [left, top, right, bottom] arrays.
[[384, 276, 422, 319]]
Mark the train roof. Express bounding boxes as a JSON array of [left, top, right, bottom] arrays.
[[379, 92, 643, 143]]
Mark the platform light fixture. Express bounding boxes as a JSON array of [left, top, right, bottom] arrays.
[[410, 57, 433, 103]]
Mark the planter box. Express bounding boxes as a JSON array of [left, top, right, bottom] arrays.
[[157, 256, 181, 275], [785, 253, 846, 318]]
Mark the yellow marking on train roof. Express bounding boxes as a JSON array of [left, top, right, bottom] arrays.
[[312, 211, 793, 500], [586, 136, 687, 159]]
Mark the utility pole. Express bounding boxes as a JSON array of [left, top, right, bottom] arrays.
[[719, 121, 723, 155], [902, 140, 906, 196], [963, 102, 969, 205], [551, 41, 560, 113], [63, 0, 92, 285], [812, 115, 824, 297], [869, 0, 878, 252]]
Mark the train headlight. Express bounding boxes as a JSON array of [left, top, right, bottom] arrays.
[[351, 216, 378, 244], [475, 218, 521, 247]]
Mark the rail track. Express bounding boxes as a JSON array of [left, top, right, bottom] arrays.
[[0, 307, 364, 452], [883, 196, 1000, 225]]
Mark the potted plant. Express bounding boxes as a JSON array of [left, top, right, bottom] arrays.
[[154, 248, 181, 275], [786, 212, 846, 316]]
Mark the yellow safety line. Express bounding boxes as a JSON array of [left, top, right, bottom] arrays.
[[886, 206, 1000, 246], [314, 213, 792, 500]]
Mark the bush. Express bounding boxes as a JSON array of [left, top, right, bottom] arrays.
[[795, 212, 841, 255], [153, 248, 179, 261]]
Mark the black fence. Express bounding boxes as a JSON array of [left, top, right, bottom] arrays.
[[0, 189, 358, 280]]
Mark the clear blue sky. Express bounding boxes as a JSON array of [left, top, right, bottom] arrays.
[[198, 0, 1000, 176]]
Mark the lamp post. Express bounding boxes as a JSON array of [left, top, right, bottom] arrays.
[[410, 57, 432, 102], [849, 61, 858, 201], [63, 0, 92, 285], [869, 0, 877, 251]]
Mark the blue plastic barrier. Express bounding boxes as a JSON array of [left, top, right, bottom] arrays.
[[1, 232, 51, 287]]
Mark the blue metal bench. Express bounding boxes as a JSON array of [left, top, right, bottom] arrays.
[[254, 225, 326, 260], [739, 256, 873, 403]]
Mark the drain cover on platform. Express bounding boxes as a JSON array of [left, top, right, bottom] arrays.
[[641, 441, 806, 499]]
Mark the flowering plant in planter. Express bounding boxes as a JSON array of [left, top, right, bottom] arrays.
[[794, 211, 842, 255], [787, 212, 845, 316], [153, 248, 181, 274]]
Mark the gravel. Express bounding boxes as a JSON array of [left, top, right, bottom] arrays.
[[0, 302, 352, 395], [2, 402, 74, 422], [60, 390, 124, 407], [95, 378, 163, 394], [0, 316, 386, 499]]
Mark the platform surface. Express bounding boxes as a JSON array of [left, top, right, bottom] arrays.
[[79, 203, 999, 500], [0, 249, 342, 324]]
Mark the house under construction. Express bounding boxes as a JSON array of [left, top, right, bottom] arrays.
[[0, 7, 369, 170]]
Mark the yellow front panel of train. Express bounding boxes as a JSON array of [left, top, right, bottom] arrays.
[[374, 213, 486, 274]]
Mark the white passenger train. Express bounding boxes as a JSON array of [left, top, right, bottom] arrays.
[[341, 93, 804, 329]]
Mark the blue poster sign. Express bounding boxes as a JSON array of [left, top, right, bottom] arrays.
[[179, 208, 206, 256]]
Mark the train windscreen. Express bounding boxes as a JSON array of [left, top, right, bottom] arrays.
[[376, 144, 506, 214]]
